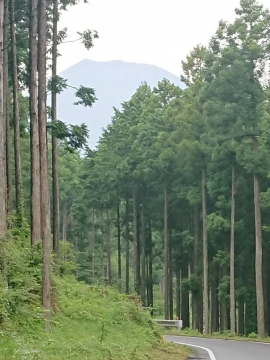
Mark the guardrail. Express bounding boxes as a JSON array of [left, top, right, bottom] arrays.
[[153, 319, 183, 331]]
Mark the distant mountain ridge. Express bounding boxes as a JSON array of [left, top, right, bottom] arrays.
[[58, 59, 183, 148]]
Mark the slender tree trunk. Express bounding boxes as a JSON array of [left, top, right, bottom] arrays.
[[148, 219, 153, 309], [164, 178, 169, 319], [0, 0, 6, 237], [176, 268, 181, 319], [91, 209, 95, 283], [253, 139, 265, 338], [140, 202, 146, 305], [9, 0, 22, 218], [192, 204, 199, 330], [133, 186, 139, 294], [169, 237, 174, 320], [106, 209, 111, 285], [29, 0, 41, 244], [117, 201, 121, 291], [62, 202, 67, 240], [38, 0, 51, 326], [202, 169, 209, 334], [230, 165, 236, 333], [3, 0, 11, 216], [125, 196, 130, 294], [51, 0, 59, 256]]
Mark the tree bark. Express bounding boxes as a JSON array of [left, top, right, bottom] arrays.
[[51, 0, 59, 257], [140, 202, 146, 305], [9, 0, 22, 218], [117, 201, 121, 292], [91, 209, 95, 283], [133, 186, 140, 294], [38, 0, 51, 326], [176, 268, 181, 319], [253, 139, 265, 338], [0, 0, 6, 237], [164, 179, 169, 319], [147, 218, 153, 308], [3, 0, 11, 216], [192, 204, 199, 330], [29, 0, 41, 244], [202, 169, 209, 333], [106, 209, 111, 285], [230, 165, 236, 333], [125, 196, 130, 294]]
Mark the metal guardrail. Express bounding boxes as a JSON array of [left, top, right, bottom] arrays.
[[153, 319, 183, 331]]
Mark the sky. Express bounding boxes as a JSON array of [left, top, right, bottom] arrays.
[[58, 0, 269, 77]]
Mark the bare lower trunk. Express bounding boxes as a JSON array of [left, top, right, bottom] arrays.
[[10, 0, 22, 218], [0, 0, 6, 237], [164, 179, 169, 319], [140, 202, 146, 305], [62, 202, 67, 241], [91, 209, 95, 283], [29, 0, 41, 243], [133, 186, 139, 294], [38, 0, 51, 327], [193, 204, 199, 330], [230, 165, 236, 333], [202, 169, 209, 334], [253, 140, 265, 338], [106, 209, 111, 285], [117, 201, 121, 291], [52, 0, 59, 256], [3, 0, 11, 215], [125, 197, 130, 294]]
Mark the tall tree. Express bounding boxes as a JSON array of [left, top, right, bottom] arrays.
[[0, 0, 6, 237], [38, 0, 51, 325], [9, 0, 23, 217], [29, 0, 41, 243]]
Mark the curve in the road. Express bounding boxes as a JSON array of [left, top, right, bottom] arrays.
[[165, 335, 270, 360]]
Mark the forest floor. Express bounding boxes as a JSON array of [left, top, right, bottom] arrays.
[[0, 276, 191, 360], [164, 328, 270, 342]]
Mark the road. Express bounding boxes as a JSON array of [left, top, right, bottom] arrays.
[[165, 335, 270, 360]]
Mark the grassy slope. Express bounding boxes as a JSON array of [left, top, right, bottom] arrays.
[[0, 276, 190, 360]]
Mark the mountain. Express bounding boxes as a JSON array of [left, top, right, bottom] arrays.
[[58, 59, 183, 148]]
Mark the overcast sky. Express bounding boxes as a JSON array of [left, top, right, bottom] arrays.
[[58, 0, 269, 77]]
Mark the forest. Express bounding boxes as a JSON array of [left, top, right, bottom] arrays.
[[0, 0, 270, 356]]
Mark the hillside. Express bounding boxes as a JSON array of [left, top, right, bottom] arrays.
[[58, 60, 183, 148]]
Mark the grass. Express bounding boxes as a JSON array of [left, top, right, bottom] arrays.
[[163, 327, 270, 343], [0, 276, 191, 360]]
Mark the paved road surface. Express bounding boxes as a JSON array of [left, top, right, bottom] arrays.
[[165, 335, 270, 360]]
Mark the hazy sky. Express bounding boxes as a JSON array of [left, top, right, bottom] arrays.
[[58, 0, 269, 77]]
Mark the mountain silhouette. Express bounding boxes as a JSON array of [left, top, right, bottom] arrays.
[[58, 59, 183, 148]]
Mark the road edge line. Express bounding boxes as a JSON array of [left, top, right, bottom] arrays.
[[171, 341, 217, 360]]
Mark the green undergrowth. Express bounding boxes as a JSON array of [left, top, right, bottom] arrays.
[[0, 276, 190, 359], [0, 230, 189, 359], [164, 327, 270, 343]]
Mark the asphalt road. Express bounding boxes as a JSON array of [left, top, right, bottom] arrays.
[[165, 335, 270, 360]]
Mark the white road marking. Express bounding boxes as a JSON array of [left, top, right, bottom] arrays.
[[171, 340, 217, 360]]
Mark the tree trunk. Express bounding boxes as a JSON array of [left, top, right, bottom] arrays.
[[192, 204, 199, 330], [117, 201, 121, 292], [0, 0, 6, 237], [164, 179, 169, 319], [91, 209, 95, 283], [29, 0, 41, 244], [140, 202, 146, 305], [133, 186, 140, 294], [106, 209, 111, 285], [38, 0, 51, 327], [253, 181, 265, 336], [230, 165, 236, 333], [9, 0, 22, 218], [52, 0, 59, 257], [176, 268, 181, 320], [125, 196, 130, 294], [202, 169, 209, 334], [62, 202, 67, 240], [169, 238, 174, 320], [3, 0, 11, 216], [253, 138, 265, 338], [147, 218, 153, 309]]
